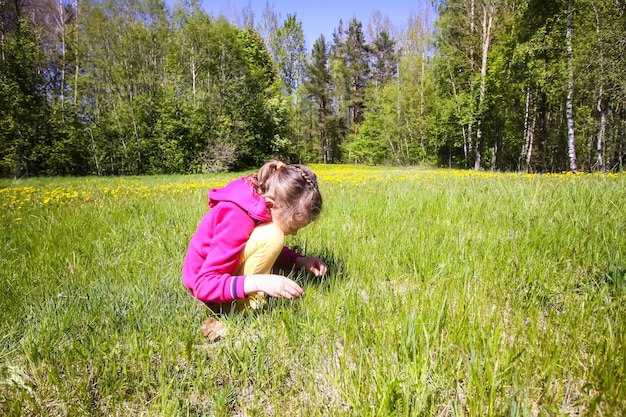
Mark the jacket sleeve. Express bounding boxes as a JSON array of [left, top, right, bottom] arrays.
[[186, 203, 255, 303], [273, 246, 302, 273]]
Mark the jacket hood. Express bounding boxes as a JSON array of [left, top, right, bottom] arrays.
[[208, 177, 271, 222]]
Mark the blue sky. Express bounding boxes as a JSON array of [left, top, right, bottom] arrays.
[[200, 0, 432, 49]]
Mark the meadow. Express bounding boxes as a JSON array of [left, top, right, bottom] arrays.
[[1, 166, 625, 416]]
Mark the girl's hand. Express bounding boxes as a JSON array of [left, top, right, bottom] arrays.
[[296, 256, 328, 277], [245, 274, 304, 299]]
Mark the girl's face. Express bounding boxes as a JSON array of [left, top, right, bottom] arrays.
[[271, 207, 309, 236]]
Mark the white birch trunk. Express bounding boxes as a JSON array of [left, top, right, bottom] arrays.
[[89, 128, 101, 176], [566, 0, 578, 172], [470, 0, 475, 72], [73, 0, 79, 106], [527, 108, 536, 170], [448, 68, 468, 161], [474, 4, 493, 171], [521, 87, 531, 168], [592, 1, 605, 172], [419, 49, 426, 155], [191, 55, 197, 98], [521, 88, 536, 171], [596, 95, 606, 171], [468, 0, 475, 166], [57, 0, 66, 108]]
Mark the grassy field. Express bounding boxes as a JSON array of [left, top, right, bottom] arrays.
[[1, 166, 625, 416]]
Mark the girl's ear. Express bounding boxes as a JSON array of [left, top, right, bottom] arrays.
[[265, 197, 275, 209]]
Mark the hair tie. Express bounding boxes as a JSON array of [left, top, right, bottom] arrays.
[[275, 162, 286, 170]]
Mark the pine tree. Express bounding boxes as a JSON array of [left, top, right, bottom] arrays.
[[303, 35, 334, 162], [343, 18, 370, 137]]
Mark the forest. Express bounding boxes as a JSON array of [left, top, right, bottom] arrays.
[[1, 0, 625, 177]]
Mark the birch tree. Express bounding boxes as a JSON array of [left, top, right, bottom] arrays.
[[432, 0, 487, 168], [565, 0, 578, 172], [397, 10, 435, 164], [268, 13, 306, 96], [591, 0, 606, 171], [473, 1, 495, 170]]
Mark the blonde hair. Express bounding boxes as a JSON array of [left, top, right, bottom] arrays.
[[249, 159, 322, 225]]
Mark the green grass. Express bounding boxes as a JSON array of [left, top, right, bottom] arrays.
[[1, 167, 625, 416]]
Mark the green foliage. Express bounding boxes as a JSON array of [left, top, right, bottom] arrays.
[[0, 21, 47, 177], [348, 117, 388, 164], [426, 0, 626, 172], [332, 18, 370, 140], [0, 1, 291, 177], [2, 0, 626, 175], [268, 13, 306, 96], [302, 35, 338, 163]]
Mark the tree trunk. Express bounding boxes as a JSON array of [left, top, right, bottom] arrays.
[[448, 68, 468, 162], [566, 0, 578, 172], [592, 1, 605, 172], [474, 4, 493, 171], [596, 95, 606, 171], [377, 79, 400, 164], [419, 49, 426, 157], [73, 0, 79, 106], [57, 0, 66, 108], [528, 110, 537, 171], [521, 87, 531, 169], [397, 63, 410, 161], [190, 43, 197, 99], [470, 0, 475, 72], [520, 88, 537, 172], [468, 0, 475, 167], [89, 127, 101, 176]]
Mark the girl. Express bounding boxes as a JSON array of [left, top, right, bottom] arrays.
[[182, 160, 327, 310]]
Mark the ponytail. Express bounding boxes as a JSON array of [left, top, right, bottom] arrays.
[[252, 159, 285, 195], [249, 159, 322, 224]]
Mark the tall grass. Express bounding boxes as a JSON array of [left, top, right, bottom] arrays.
[[1, 167, 624, 416]]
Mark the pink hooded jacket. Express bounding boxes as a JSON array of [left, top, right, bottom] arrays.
[[182, 177, 300, 303]]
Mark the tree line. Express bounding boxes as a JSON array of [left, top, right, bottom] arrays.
[[1, 0, 625, 177]]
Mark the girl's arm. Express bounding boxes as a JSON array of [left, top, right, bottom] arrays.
[[184, 203, 255, 303], [273, 247, 328, 277], [295, 256, 327, 277], [273, 246, 300, 271]]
